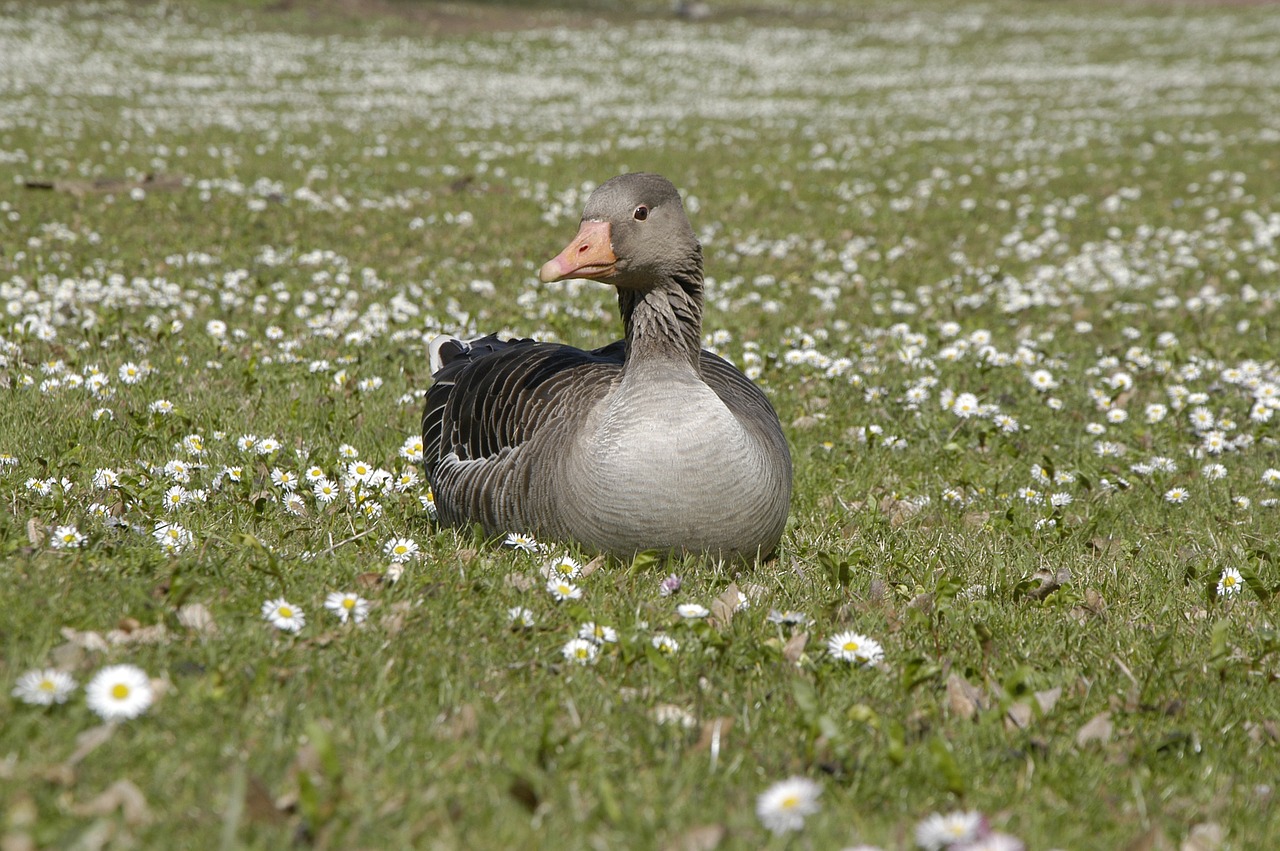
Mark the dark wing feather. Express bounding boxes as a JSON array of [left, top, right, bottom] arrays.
[[422, 335, 623, 529]]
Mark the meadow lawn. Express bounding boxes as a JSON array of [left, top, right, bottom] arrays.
[[2, 0, 1280, 847]]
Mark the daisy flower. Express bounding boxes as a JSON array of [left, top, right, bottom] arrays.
[[546, 578, 582, 602], [153, 522, 193, 554], [827, 631, 884, 666], [420, 490, 437, 519], [1217, 567, 1243, 597], [651, 634, 680, 655], [338, 443, 360, 460], [236, 434, 258, 452], [255, 437, 280, 455], [50, 525, 86, 549], [11, 668, 77, 706], [541, 555, 581, 580], [658, 573, 682, 596], [118, 362, 146, 384], [92, 467, 119, 489], [915, 810, 985, 850], [677, 603, 710, 619], [1262, 468, 1280, 488], [504, 532, 541, 553], [304, 465, 327, 482], [756, 776, 821, 836], [85, 664, 154, 722], [507, 606, 535, 628], [1163, 487, 1190, 504], [383, 536, 419, 563], [561, 638, 599, 666], [262, 598, 306, 633], [579, 622, 618, 644], [270, 468, 299, 491], [162, 485, 188, 511], [399, 435, 424, 463], [324, 591, 370, 624], [313, 478, 340, 503], [149, 399, 174, 415]]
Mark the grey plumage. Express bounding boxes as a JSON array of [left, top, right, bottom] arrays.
[[421, 173, 792, 560]]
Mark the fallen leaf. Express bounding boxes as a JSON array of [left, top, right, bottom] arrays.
[[1076, 711, 1113, 747], [1005, 701, 1033, 731], [662, 824, 727, 851], [176, 603, 217, 635], [579, 554, 605, 578], [782, 631, 808, 665], [106, 623, 169, 646], [709, 583, 741, 629], [1035, 686, 1062, 715], [26, 518, 44, 547], [59, 627, 109, 652], [1181, 823, 1224, 851], [945, 673, 987, 720], [70, 780, 151, 826], [504, 572, 534, 592], [1026, 567, 1071, 601]]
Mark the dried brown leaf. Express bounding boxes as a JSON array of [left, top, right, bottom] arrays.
[[1026, 567, 1071, 601], [1181, 822, 1224, 851], [710, 583, 741, 629], [106, 623, 169, 646], [662, 824, 727, 851], [1035, 686, 1062, 715], [782, 631, 808, 665], [945, 673, 987, 720], [71, 780, 150, 826], [504, 572, 535, 593], [59, 627, 109, 653], [579, 554, 605, 578], [1076, 711, 1113, 747], [176, 603, 217, 635], [1005, 701, 1033, 731], [26, 518, 44, 547]]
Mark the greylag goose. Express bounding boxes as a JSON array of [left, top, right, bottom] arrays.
[[421, 173, 791, 560]]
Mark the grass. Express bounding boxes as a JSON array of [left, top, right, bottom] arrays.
[[2, 0, 1280, 848]]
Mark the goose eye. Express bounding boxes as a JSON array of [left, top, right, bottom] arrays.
[[633, 205, 648, 221]]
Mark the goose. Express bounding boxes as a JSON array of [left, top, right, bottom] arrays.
[[421, 173, 791, 561]]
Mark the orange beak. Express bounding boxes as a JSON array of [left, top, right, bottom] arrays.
[[539, 220, 617, 283]]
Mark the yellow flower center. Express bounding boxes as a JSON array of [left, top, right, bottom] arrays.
[[279, 606, 293, 618], [110, 683, 130, 700], [341, 598, 355, 610], [843, 641, 860, 653], [780, 795, 800, 810], [38, 680, 55, 692]]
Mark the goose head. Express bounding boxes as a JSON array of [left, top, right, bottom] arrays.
[[539, 173, 700, 291]]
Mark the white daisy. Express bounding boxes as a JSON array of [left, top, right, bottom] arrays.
[[11, 668, 77, 706], [324, 591, 370, 624], [541, 555, 581, 580], [504, 532, 541, 553], [153, 522, 193, 554], [50, 525, 86, 549], [651, 634, 680, 655], [399, 435, 424, 463], [1217, 567, 1243, 597], [85, 664, 154, 722], [546, 578, 582, 602], [262, 598, 305, 632], [578, 622, 618, 645], [507, 606, 535, 628], [560, 638, 599, 666], [827, 631, 884, 666], [915, 810, 985, 850], [383, 536, 419, 563], [313, 478, 340, 503], [756, 776, 821, 836], [677, 603, 710, 619]]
